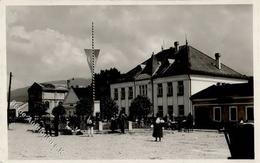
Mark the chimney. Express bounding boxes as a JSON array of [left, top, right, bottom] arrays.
[[67, 80, 70, 89], [174, 41, 179, 51], [215, 53, 221, 69]]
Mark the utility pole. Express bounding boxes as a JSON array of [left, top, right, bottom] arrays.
[[7, 72, 13, 129]]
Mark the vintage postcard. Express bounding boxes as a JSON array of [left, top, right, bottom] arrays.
[[0, 0, 258, 162]]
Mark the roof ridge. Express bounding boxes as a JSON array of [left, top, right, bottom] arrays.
[[188, 45, 244, 76], [188, 45, 216, 61]]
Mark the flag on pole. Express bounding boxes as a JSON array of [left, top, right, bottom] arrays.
[[84, 49, 100, 73]]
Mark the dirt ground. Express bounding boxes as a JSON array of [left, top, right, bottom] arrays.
[[8, 123, 230, 160]]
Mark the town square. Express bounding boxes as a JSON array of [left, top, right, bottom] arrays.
[[3, 3, 254, 161], [9, 123, 230, 159]]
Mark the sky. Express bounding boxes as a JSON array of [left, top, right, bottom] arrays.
[[6, 5, 253, 90]]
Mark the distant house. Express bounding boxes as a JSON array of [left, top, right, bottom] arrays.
[[63, 87, 92, 116], [110, 42, 248, 117], [10, 100, 28, 117], [190, 81, 253, 129], [28, 82, 68, 116]]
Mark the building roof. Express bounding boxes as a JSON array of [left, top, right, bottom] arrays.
[[72, 87, 92, 100], [28, 82, 68, 92], [63, 87, 92, 106], [190, 82, 253, 100], [10, 100, 28, 112], [116, 44, 247, 83]]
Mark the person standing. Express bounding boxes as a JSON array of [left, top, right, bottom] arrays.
[[186, 113, 193, 132], [152, 113, 164, 141], [110, 114, 118, 132], [43, 114, 52, 136], [118, 111, 126, 134], [86, 115, 95, 137], [52, 102, 66, 136]]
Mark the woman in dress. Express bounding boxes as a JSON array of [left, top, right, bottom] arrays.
[[152, 113, 164, 141]]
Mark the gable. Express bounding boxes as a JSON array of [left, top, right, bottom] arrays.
[[63, 88, 80, 105], [28, 82, 42, 92]]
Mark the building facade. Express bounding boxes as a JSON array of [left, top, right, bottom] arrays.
[[28, 82, 68, 115], [190, 81, 253, 128], [110, 42, 248, 117]]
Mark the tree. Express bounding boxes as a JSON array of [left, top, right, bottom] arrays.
[[52, 102, 66, 117], [129, 95, 152, 121], [95, 68, 121, 99], [34, 102, 48, 117], [75, 98, 93, 117], [100, 97, 119, 120]]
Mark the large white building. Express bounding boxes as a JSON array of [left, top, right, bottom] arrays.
[[110, 42, 248, 117]]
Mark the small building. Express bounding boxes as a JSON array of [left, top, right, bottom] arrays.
[[190, 81, 253, 129], [28, 82, 68, 116], [110, 42, 248, 117], [10, 100, 28, 117], [63, 87, 92, 116]]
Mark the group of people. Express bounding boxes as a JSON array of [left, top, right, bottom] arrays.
[[39, 102, 96, 137], [110, 111, 127, 134], [152, 113, 194, 142], [40, 102, 65, 136], [41, 114, 95, 137], [38, 102, 193, 141]]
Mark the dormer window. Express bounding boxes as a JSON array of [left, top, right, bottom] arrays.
[[168, 59, 175, 64], [140, 64, 146, 70]]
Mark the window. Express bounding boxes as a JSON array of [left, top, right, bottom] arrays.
[[229, 106, 237, 121], [167, 82, 173, 96], [157, 83, 163, 97], [178, 105, 184, 116], [145, 85, 147, 96], [168, 105, 173, 116], [121, 107, 126, 114], [44, 101, 50, 109], [121, 88, 125, 100], [114, 88, 118, 100], [213, 107, 221, 122], [128, 87, 133, 99], [246, 106, 254, 121], [177, 81, 184, 96], [158, 106, 163, 117], [139, 84, 147, 96]]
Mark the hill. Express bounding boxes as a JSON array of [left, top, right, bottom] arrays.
[[10, 78, 91, 102]]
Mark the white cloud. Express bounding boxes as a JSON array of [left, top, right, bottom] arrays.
[[7, 26, 93, 88], [6, 5, 253, 89]]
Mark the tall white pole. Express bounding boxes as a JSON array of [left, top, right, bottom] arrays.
[[92, 22, 95, 103]]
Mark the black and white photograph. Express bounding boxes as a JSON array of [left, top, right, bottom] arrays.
[[1, 0, 257, 161]]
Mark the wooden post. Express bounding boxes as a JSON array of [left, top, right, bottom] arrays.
[[7, 72, 13, 129]]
